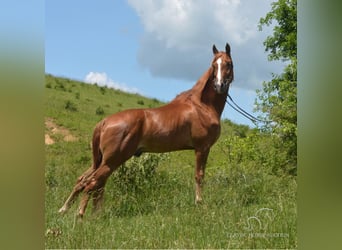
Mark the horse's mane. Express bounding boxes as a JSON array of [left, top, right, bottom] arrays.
[[171, 67, 213, 104]]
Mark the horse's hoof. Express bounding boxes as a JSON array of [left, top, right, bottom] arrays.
[[58, 206, 67, 214], [195, 198, 203, 205], [77, 213, 84, 221]]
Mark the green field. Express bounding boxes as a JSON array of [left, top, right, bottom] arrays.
[[45, 75, 297, 249]]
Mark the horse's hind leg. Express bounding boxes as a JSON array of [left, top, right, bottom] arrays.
[[77, 129, 141, 217], [78, 163, 114, 217], [78, 186, 104, 217], [92, 187, 105, 213], [58, 167, 95, 214]]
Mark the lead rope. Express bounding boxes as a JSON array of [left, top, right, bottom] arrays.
[[226, 93, 272, 125]]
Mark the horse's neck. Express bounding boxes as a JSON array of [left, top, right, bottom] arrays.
[[173, 67, 227, 118], [191, 68, 212, 94], [193, 68, 227, 118]]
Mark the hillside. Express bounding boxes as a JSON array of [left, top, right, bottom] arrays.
[[45, 74, 296, 248]]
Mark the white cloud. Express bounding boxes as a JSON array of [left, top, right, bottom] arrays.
[[127, 0, 284, 90], [84, 72, 140, 94]]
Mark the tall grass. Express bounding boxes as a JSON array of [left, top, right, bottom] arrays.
[[45, 75, 296, 249]]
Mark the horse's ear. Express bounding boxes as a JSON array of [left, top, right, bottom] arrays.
[[225, 43, 231, 56], [213, 44, 219, 55]]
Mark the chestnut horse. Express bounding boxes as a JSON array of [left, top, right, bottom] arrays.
[[59, 43, 234, 217]]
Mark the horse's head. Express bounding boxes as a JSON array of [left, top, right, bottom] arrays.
[[211, 43, 234, 94]]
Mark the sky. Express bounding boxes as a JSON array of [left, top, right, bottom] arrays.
[[45, 0, 284, 127]]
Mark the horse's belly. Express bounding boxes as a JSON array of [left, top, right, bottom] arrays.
[[139, 130, 193, 153]]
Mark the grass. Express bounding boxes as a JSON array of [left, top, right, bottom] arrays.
[[45, 75, 297, 249]]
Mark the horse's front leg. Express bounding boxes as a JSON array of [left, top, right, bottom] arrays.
[[194, 149, 209, 203]]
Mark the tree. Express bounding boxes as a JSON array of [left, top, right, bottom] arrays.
[[255, 0, 297, 174]]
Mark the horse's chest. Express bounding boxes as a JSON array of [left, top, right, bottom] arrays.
[[192, 118, 221, 144]]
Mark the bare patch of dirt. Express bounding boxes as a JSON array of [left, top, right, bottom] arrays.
[[45, 134, 55, 145], [45, 118, 77, 145]]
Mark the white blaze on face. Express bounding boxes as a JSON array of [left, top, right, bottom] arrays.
[[216, 57, 222, 85]]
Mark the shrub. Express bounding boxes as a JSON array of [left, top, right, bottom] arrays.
[[218, 129, 292, 176], [152, 98, 160, 103], [137, 100, 144, 105], [95, 106, 105, 115], [64, 100, 78, 112], [55, 80, 66, 91], [114, 153, 164, 193], [99, 86, 106, 95], [106, 153, 168, 217]]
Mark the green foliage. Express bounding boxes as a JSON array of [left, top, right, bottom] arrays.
[[137, 99, 145, 105], [217, 129, 291, 175], [256, 0, 297, 174], [255, 61, 297, 172], [115, 153, 164, 193], [95, 106, 105, 115], [64, 100, 78, 112], [107, 153, 168, 217], [258, 0, 297, 62], [99, 86, 107, 95]]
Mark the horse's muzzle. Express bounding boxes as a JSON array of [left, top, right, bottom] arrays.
[[214, 80, 230, 94]]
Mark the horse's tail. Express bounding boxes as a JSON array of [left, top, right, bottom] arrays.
[[91, 121, 103, 170]]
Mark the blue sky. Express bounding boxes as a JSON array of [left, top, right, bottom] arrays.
[[46, 0, 284, 127]]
